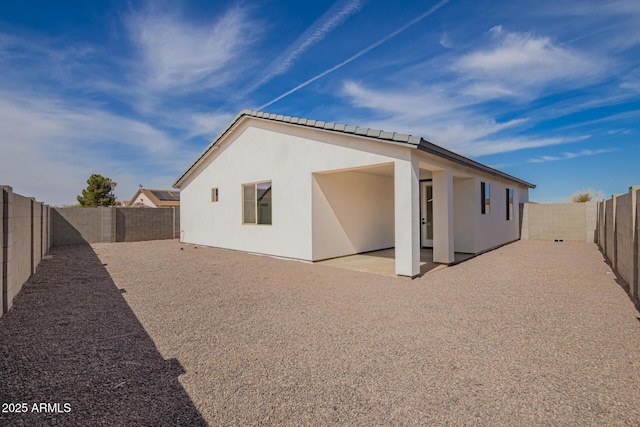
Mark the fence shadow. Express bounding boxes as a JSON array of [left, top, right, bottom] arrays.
[[599, 251, 640, 315], [51, 209, 89, 246], [0, 244, 207, 426]]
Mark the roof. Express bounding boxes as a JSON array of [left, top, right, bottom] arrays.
[[174, 110, 535, 189], [129, 188, 180, 207]]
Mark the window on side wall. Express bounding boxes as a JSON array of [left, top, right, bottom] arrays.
[[506, 188, 514, 220], [211, 188, 219, 202], [242, 181, 272, 225], [481, 182, 491, 215]]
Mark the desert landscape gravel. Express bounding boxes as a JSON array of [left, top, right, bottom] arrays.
[[1, 239, 640, 426]]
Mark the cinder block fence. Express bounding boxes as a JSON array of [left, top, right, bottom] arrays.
[[596, 186, 640, 299], [1, 186, 51, 317], [1, 186, 180, 318], [51, 206, 179, 246], [520, 187, 639, 300], [520, 202, 597, 242]]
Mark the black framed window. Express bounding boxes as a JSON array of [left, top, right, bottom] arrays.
[[481, 182, 490, 215]]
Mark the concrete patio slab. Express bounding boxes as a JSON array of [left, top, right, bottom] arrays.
[[317, 248, 474, 277]]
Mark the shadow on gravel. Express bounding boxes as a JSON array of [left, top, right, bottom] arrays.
[[599, 254, 640, 315], [0, 244, 207, 426]]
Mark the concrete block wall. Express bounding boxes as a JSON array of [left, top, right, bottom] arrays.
[[52, 206, 179, 246], [605, 198, 615, 265], [520, 202, 596, 242], [636, 188, 639, 298], [1, 186, 51, 317], [8, 193, 31, 314], [52, 207, 109, 245], [597, 202, 605, 249], [585, 201, 597, 242], [596, 186, 640, 299], [101, 207, 116, 243], [115, 207, 180, 242], [1, 188, 5, 317], [519, 203, 530, 240], [615, 192, 634, 291]]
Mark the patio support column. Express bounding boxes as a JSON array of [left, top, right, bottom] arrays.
[[433, 168, 455, 264], [394, 157, 420, 277]]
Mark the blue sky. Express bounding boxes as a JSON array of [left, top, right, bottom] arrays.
[[1, 0, 638, 205]]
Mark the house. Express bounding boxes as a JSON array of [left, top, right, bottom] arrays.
[[125, 188, 180, 208], [173, 110, 535, 277]]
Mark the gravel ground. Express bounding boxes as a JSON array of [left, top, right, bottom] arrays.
[[2, 240, 640, 426]]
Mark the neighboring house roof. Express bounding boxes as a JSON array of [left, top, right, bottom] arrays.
[[128, 189, 180, 207], [174, 110, 536, 189]]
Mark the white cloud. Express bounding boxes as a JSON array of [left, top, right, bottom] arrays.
[[540, 0, 640, 50], [464, 135, 591, 157], [188, 112, 235, 138], [439, 31, 454, 49], [489, 25, 502, 37], [454, 29, 600, 98], [340, 80, 594, 157], [126, 6, 259, 91], [342, 80, 458, 120], [528, 148, 617, 163], [0, 92, 189, 205], [606, 128, 631, 135], [620, 80, 640, 92], [333, 23, 616, 158]]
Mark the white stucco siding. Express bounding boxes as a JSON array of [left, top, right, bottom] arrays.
[[136, 192, 157, 207], [179, 119, 408, 261], [517, 186, 529, 204], [473, 177, 527, 253], [453, 177, 476, 253], [312, 169, 394, 261]]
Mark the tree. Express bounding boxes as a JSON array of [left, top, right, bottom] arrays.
[[77, 174, 118, 207], [569, 188, 603, 203]]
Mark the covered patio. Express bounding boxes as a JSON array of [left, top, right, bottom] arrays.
[[317, 248, 475, 277], [312, 156, 477, 278]]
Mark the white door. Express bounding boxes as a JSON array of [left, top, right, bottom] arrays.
[[421, 181, 433, 247]]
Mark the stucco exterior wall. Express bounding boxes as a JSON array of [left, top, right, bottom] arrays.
[[135, 192, 157, 207], [453, 177, 475, 253], [179, 117, 531, 264], [311, 169, 394, 261], [474, 178, 524, 253], [179, 119, 411, 261]]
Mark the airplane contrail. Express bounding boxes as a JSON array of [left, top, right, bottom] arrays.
[[258, 0, 450, 110], [243, 0, 366, 96]]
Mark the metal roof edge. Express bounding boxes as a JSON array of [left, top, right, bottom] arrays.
[[417, 140, 536, 188], [173, 110, 534, 189]]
